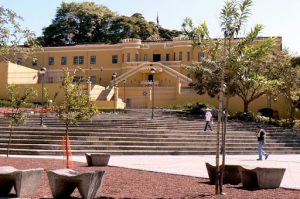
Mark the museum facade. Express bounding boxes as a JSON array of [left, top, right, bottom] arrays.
[[0, 36, 288, 117]]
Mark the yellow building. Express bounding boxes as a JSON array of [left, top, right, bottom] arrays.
[[0, 36, 289, 117]]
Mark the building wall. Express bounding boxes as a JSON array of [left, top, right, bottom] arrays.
[[2, 37, 288, 118]]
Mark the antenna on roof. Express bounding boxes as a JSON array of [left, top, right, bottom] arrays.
[[156, 11, 160, 28]]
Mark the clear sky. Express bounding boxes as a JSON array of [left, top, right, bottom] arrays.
[[1, 0, 299, 55]]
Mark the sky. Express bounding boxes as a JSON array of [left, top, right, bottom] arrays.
[[1, 0, 300, 55]]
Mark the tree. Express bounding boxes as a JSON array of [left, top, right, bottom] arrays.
[[39, 2, 116, 46], [38, 2, 180, 46], [158, 27, 181, 40], [55, 69, 98, 168], [109, 13, 158, 42], [227, 25, 276, 113], [0, 6, 40, 63], [274, 53, 300, 123], [6, 84, 37, 157], [183, 1, 277, 113], [182, 0, 280, 194]]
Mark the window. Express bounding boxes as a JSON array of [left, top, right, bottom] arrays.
[[166, 53, 170, 61], [198, 52, 204, 61], [79, 56, 84, 64], [89, 76, 96, 84], [112, 55, 118, 64], [179, 52, 183, 61], [127, 53, 130, 62], [17, 58, 23, 65], [153, 54, 161, 62], [187, 52, 190, 61], [48, 57, 54, 65], [144, 54, 148, 61], [135, 53, 139, 61], [174, 53, 176, 61], [48, 76, 54, 83], [73, 56, 78, 65], [32, 59, 38, 66], [73, 76, 83, 83], [61, 56, 67, 65], [90, 56, 96, 64]]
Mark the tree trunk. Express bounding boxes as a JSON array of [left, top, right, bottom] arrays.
[[6, 126, 13, 158], [290, 102, 296, 122], [220, 96, 229, 193], [215, 72, 225, 195], [65, 122, 70, 168], [243, 100, 249, 113]]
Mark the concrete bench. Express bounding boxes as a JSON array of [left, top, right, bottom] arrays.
[[205, 162, 241, 185], [47, 168, 105, 199], [0, 166, 43, 198], [85, 153, 110, 166], [239, 166, 286, 189]]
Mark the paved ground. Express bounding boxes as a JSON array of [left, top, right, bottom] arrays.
[[4, 154, 300, 190], [107, 155, 300, 190]]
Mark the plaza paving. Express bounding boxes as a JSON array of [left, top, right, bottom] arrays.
[[5, 154, 300, 190]]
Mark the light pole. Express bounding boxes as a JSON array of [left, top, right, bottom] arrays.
[[112, 72, 117, 113], [39, 67, 47, 127], [150, 67, 156, 119], [89, 67, 92, 83], [99, 66, 103, 85], [123, 79, 126, 109]]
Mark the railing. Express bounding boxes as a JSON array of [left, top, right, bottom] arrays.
[[140, 80, 159, 86], [160, 61, 181, 66], [123, 61, 181, 68], [122, 62, 143, 67]]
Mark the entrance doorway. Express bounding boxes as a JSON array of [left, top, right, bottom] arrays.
[[148, 74, 154, 82], [153, 54, 161, 62]]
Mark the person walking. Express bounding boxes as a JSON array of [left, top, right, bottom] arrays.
[[256, 126, 269, 160], [204, 108, 213, 131]]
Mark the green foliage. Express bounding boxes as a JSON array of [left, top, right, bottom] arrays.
[[56, 69, 98, 126], [0, 6, 40, 62], [230, 111, 257, 122], [6, 84, 37, 127], [182, 0, 283, 113], [230, 111, 295, 127], [164, 102, 215, 116], [38, 2, 179, 46], [273, 52, 300, 121], [291, 56, 300, 67], [158, 27, 181, 40], [0, 99, 12, 107], [220, 0, 253, 38]]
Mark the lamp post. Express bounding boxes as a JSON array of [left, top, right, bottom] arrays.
[[99, 66, 103, 85], [39, 67, 47, 127], [123, 79, 126, 109], [89, 67, 92, 83], [150, 67, 156, 119], [112, 72, 117, 113]]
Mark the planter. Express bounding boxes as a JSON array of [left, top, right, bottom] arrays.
[[205, 162, 241, 185], [85, 153, 111, 166]]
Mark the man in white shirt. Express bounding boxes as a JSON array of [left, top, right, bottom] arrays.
[[204, 108, 213, 131]]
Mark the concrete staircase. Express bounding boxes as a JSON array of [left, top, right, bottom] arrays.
[[0, 109, 300, 155]]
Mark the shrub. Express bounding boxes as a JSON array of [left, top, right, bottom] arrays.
[[230, 112, 257, 122]]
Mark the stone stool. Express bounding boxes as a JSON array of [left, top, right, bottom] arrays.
[[47, 168, 105, 199], [0, 166, 43, 198], [85, 153, 111, 166]]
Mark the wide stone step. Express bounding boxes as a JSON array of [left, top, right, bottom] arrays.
[[1, 148, 300, 156], [0, 109, 299, 155]]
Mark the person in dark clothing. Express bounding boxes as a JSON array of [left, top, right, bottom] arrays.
[[256, 126, 269, 160]]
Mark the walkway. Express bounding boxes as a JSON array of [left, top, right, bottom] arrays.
[[5, 154, 300, 190]]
